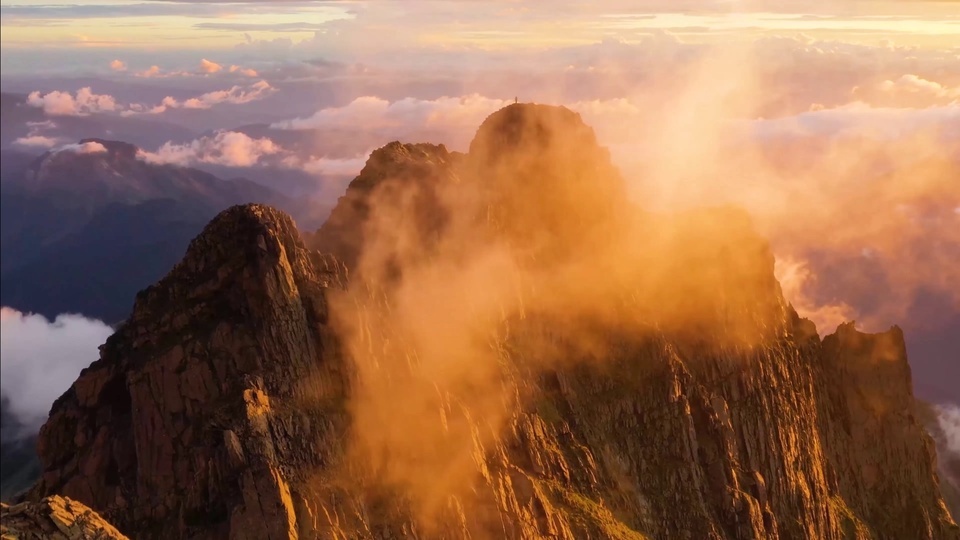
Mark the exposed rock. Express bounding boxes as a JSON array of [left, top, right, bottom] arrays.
[[1, 495, 127, 539], [27, 204, 349, 539], [818, 323, 954, 536], [25, 105, 959, 540], [309, 141, 461, 272], [466, 103, 628, 253]]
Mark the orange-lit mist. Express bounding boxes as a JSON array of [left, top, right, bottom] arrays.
[[313, 43, 957, 531], [325, 103, 791, 529], [580, 44, 959, 334]]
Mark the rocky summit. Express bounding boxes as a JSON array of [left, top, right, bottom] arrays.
[[7, 104, 958, 539]]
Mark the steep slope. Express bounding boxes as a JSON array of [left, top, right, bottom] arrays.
[[25, 105, 958, 540], [27, 204, 348, 539], [817, 323, 952, 536], [0, 141, 318, 505]]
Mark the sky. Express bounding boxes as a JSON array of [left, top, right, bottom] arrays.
[[2, 0, 959, 73]]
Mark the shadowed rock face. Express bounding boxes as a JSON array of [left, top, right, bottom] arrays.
[[27, 205, 350, 539], [26, 105, 960, 540]]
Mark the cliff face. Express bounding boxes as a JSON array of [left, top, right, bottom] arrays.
[[27, 104, 958, 540], [28, 205, 350, 539]]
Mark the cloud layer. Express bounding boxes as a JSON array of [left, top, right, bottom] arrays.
[[4, 25, 958, 405], [25, 80, 275, 117], [938, 403, 960, 456], [139, 130, 371, 178], [0, 307, 113, 430], [27, 87, 117, 116], [51, 141, 109, 155], [139, 131, 280, 167]]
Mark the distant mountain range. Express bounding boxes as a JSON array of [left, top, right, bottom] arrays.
[[0, 92, 364, 199]]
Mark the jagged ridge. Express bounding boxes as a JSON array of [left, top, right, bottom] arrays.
[[23, 104, 959, 540]]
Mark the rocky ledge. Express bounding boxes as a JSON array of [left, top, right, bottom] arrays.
[[1, 495, 128, 540]]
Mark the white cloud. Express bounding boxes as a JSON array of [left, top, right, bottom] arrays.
[[183, 80, 274, 109], [139, 130, 280, 167], [0, 307, 113, 429], [55, 141, 108, 154], [879, 74, 960, 100], [937, 403, 960, 456], [931, 403, 960, 514], [136, 80, 276, 114], [131, 60, 258, 79], [774, 256, 857, 335], [14, 119, 60, 148], [109, 59, 127, 72], [294, 152, 372, 176], [268, 91, 952, 158], [27, 80, 275, 119], [229, 65, 259, 77], [142, 131, 370, 176], [272, 94, 510, 133], [26, 87, 117, 116], [851, 74, 960, 109], [25, 120, 56, 130], [748, 102, 960, 140], [136, 65, 163, 78], [199, 58, 223, 74], [13, 135, 60, 149]]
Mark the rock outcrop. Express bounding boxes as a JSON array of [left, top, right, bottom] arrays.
[[309, 141, 461, 272], [24, 104, 959, 540], [27, 205, 349, 539], [1, 495, 128, 539]]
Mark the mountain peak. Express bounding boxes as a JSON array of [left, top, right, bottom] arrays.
[[31, 203, 346, 538], [125, 203, 323, 341], [21, 108, 960, 540], [468, 103, 592, 158], [351, 141, 459, 192], [465, 103, 628, 254], [310, 141, 460, 269], [312, 103, 628, 270]]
